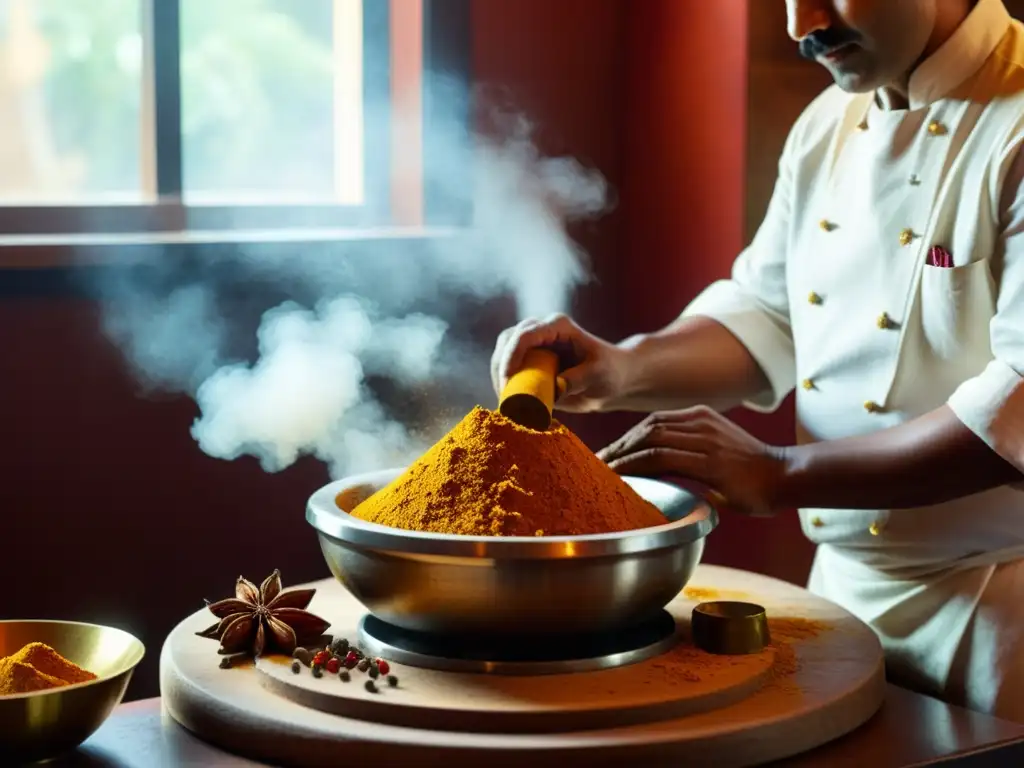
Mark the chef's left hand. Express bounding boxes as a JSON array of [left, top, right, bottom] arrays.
[[596, 407, 789, 517]]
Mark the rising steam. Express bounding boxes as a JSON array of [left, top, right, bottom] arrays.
[[96, 71, 609, 478]]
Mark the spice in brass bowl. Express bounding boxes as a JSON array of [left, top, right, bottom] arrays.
[[0, 620, 145, 764]]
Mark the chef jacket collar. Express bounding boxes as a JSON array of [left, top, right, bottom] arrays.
[[875, 0, 1012, 111]]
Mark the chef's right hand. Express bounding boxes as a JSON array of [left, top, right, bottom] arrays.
[[490, 314, 628, 413]]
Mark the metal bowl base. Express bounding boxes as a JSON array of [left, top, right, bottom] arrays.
[[356, 610, 678, 675]]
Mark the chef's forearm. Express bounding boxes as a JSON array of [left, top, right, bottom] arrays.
[[605, 317, 770, 413], [778, 406, 1023, 509]]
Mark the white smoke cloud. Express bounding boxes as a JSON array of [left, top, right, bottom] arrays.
[[97, 72, 609, 478], [189, 297, 447, 475]]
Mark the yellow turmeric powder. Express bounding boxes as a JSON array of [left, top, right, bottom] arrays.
[[643, 616, 830, 689], [683, 586, 752, 602], [765, 617, 830, 692], [0, 642, 97, 696], [349, 406, 669, 536]]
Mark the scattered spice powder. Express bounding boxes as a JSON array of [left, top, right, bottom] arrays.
[[767, 643, 800, 690], [0, 643, 97, 695], [766, 618, 830, 692], [642, 617, 830, 693], [682, 586, 751, 602], [648, 642, 760, 685], [768, 617, 830, 643], [349, 406, 669, 536]]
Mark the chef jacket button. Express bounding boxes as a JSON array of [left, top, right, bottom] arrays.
[[811, 516, 825, 528], [927, 120, 948, 136], [819, 219, 836, 232], [877, 312, 893, 329], [802, 378, 815, 390], [808, 291, 823, 305], [899, 228, 916, 246], [869, 521, 884, 536], [864, 400, 882, 413]]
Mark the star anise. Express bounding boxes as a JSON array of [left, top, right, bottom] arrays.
[[196, 569, 330, 657]]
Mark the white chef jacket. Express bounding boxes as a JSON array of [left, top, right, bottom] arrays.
[[682, 0, 1024, 720]]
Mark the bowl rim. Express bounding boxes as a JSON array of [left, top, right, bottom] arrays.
[[306, 467, 718, 559], [0, 619, 146, 701]]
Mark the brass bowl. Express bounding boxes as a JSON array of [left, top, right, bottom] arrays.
[[691, 601, 770, 655], [0, 620, 145, 764]]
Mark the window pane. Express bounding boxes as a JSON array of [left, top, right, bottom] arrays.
[[0, 0, 144, 203], [180, 0, 363, 204]]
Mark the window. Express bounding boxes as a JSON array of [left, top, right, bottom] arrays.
[[0, 0, 144, 204], [180, 0, 360, 205], [0, 0, 469, 239]]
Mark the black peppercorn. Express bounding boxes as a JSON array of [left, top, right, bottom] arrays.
[[291, 660, 301, 674], [340, 670, 351, 682], [387, 675, 398, 687], [368, 666, 379, 680], [312, 664, 323, 678], [365, 679, 377, 693], [357, 659, 370, 673]]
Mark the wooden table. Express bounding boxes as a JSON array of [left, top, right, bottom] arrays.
[[53, 688, 1024, 767]]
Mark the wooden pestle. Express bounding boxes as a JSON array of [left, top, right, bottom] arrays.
[[498, 349, 564, 431]]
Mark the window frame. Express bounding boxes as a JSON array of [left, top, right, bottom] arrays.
[[0, 0, 471, 241]]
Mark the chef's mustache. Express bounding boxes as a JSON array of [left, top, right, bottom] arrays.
[[799, 28, 862, 60]]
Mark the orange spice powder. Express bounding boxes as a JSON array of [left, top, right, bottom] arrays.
[[647, 641, 770, 685], [679, 586, 830, 689], [765, 618, 830, 691], [768, 617, 830, 643], [682, 586, 752, 602], [640, 616, 830, 691], [0, 643, 97, 696], [349, 406, 669, 536]]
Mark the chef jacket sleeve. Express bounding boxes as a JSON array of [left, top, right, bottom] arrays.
[[678, 118, 800, 413], [947, 137, 1024, 475]]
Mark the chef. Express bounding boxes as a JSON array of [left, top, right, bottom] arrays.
[[492, 0, 1024, 721]]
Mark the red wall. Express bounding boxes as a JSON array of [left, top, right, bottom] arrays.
[[0, 0, 812, 701], [617, 1, 811, 584], [472, 0, 627, 336], [471, 0, 632, 451], [621, 0, 749, 329], [0, 297, 334, 701]]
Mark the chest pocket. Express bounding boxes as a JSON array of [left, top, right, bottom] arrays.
[[918, 257, 996, 361]]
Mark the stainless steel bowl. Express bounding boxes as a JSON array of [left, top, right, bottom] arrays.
[[0, 620, 145, 763], [307, 468, 718, 635]]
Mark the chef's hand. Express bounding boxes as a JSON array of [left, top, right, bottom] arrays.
[[491, 314, 628, 413], [596, 407, 789, 517]]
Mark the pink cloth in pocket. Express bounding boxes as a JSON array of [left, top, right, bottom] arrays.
[[927, 245, 954, 268]]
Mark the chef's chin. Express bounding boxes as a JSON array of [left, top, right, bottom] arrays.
[[822, 63, 879, 95]]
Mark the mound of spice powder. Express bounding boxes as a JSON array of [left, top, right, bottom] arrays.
[[0, 642, 97, 695], [349, 406, 669, 536]]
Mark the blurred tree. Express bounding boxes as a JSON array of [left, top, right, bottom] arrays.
[[179, 0, 336, 197], [0, 0, 341, 201], [35, 0, 143, 195]]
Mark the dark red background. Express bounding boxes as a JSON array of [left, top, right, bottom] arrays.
[[0, 0, 811, 700]]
